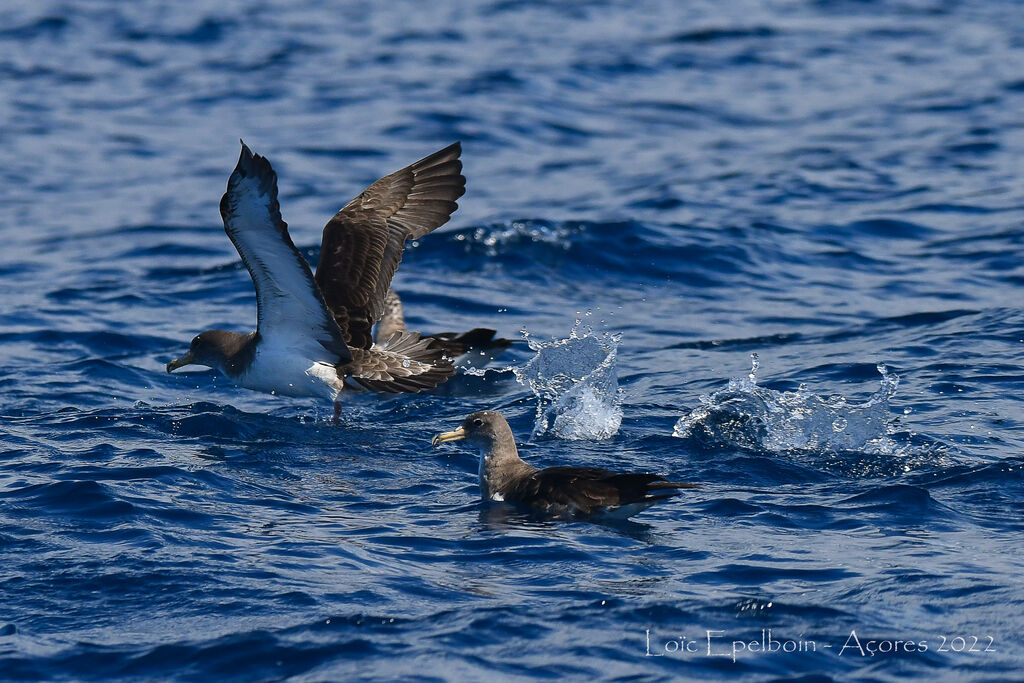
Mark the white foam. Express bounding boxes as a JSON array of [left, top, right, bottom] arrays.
[[673, 354, 903, 455]]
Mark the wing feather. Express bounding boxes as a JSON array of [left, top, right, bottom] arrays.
[[315, 142, 465, 349], [343, 331, 454, 393], [220, 142, 350, 362], [372, 289, 514, 362], [509, 467, 695, 514]]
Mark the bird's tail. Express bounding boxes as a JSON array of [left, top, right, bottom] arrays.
[[427, 328, 515, 359]]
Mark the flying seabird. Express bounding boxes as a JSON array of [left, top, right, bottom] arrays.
[[432, 410, 698, 518], [376, 288, 514, 368], [166, 141, 465, 421]]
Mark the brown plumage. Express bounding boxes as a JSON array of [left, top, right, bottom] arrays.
[[500, 467, 692, 516], [433, 410, 699, 519], [315, 143, 465, 351], [343, 331, 453, 393], [167, 142, 464, 402], [375, 288, 514, 365]]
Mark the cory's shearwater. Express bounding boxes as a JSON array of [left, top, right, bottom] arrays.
[[432, 410, 698, 518], [167, 141, 465, 421]]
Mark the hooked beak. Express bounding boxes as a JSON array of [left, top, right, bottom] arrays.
[[432, 425, 466, 447], [166, 352, 195, 373]]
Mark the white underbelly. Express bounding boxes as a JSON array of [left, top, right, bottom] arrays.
[[237, 345, 343, 400]]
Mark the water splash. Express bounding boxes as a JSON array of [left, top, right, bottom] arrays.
[[512, 318, 622, 440], [673, 354, 903, 455]]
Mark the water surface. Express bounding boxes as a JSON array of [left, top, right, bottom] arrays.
[[2, 0, 1024, 679]]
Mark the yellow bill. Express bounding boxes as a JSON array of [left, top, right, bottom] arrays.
[[166, 352, 195, 373], [432, 425, 466, 447]]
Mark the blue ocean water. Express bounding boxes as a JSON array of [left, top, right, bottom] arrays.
[[2, 0, 1024, 679]]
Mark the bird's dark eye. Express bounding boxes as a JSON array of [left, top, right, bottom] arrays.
[[472, 418, 484, 427]]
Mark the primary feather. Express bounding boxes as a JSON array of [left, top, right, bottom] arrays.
[[220, 143, 351, 362], [314, 143, 465, 350]]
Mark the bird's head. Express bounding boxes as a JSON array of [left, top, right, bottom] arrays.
[[166, 330, 241, 373], [432, 410, 514, 452]]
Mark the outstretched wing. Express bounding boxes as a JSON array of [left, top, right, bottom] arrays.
[[220, 142, 350, 362], [314, 142, 465, 349]]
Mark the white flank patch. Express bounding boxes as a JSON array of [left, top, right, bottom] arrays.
[[238, 337, 342, 400]]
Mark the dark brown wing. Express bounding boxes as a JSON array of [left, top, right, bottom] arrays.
[[314, 143, 465, 349], [507, 467, 696, 515], [341, 331, 454, 393]]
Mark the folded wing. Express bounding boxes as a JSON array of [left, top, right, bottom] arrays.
[[512, 467, 697, 514]]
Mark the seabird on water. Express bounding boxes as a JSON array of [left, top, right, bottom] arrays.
[[432, 410, 698, 518], [166, 141, 466, 421], [376, 288, 514, 368]]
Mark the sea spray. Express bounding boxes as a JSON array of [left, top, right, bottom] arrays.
[[673, 355, 903, 455], [512, 321, 622, 440]]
